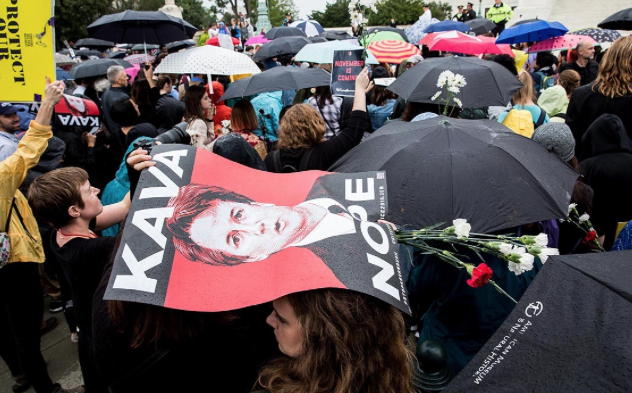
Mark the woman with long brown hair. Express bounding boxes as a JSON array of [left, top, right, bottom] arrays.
[[567, 36, 632, 160], [183, 85, 215, 148], [256, 289, 415, 393]]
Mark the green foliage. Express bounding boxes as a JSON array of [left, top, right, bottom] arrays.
[[55, 0, 113, 46], [427, 1, 452, 21], [309, 0, 351, 28], [268, 0, 299, 27], [369, 0, 424, 26], [179, 0, 214, 28]]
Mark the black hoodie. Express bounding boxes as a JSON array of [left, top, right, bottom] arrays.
[[580, 114, 632, 249]]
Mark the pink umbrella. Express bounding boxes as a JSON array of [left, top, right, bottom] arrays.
[[124, 53, 155, 65], [528, 34, 597, 53], [125, 64, 141, 82], [427, 31, 513, 56], [245, 34, 270, 46]]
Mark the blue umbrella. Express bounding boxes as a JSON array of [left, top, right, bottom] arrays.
[[496, 20, 568, 44], [55, 67, 74, 81], [423, 20, 470, 33]]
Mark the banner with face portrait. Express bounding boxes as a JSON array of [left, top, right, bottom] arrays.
[[54, 94, 100, 132], [105, 144, 412, 314]]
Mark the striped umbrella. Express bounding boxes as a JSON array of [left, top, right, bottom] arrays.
[[289, 20, 325, 37], [528, 34, 597, 53], [124, 53, 155, 64], [367, 40, 421, 64]]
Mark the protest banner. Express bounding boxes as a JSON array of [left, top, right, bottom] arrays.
[[54, 94, 100, 131], [105, 144, 411, 314], [0, 0, 56, 102], [331, 49, 364, 97]]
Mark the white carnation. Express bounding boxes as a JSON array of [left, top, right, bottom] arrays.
[[538, 247, 559, 263], [498, 243, 513, 255], [452, 218, 471, 238], [579, 213, 590, 223], [453, 98, 463, 107], [534, 233, 548, 247], [567, 203, 577, 214]]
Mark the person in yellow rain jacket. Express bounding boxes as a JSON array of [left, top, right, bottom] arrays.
[[0, 80, 83, 393], [486, 0, 514, 36]]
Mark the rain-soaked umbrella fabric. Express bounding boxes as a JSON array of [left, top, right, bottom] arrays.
[[387, 56, 522, 108], [154, 45, 261, 76], [496, 20, 568, 44], [289, 20, 325, 37], [70, 59, 133, 79], [220, 67, 331, 101], [598, 7, 632, 30], [264, 26, 307, 40], [329, 117, 579, 233], [319, 30, 354, 41], [308, 36, 328, 43], [570, 28, 621, 43], [529, 34, 597, 53], [74, 38, 115, 49], [87, 10, 197, 45], [295, 40, 379, 64], [406, 18, 441, 45], [443, 251, 632, 393], [166, 39, 195, 52], [74, 49, 103, 58], [107, 51, 127, 59], [253, 36, 311, 61], [465, 19, 496, 35], [423, 20, 470, 33], [367, 27, 409, 42]]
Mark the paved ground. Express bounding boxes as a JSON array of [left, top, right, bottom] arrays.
[[0, 297, 83, 392]]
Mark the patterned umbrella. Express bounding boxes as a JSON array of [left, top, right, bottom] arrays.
[[367, 40, 421, 63], [570, 28, 621, 43], [529, 34, 597, 53], [405, 18, 441, 44], [124, 53, 155, 64], [245, 34, 270, 46], [289, 20, 325, 37], [360, 31, 407, 46], [154, 45, 261, 76]]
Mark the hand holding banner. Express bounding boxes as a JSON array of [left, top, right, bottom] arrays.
[[331, 49, 365, 97]]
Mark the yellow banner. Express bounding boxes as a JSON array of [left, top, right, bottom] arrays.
[[0, 0, 55, 103]]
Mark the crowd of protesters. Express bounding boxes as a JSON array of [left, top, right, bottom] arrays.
[[0, 10, 631, 391]]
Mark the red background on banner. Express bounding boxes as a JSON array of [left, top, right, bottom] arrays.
[[164, 153, 345, 311]]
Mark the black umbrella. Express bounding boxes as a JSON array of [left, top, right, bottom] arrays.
[[107, 51, 127, 59], [87, 10, 197, 45], [329, 117, 579, 233], [308, 36, 328, 43], [444, 251, 632, 393], [319, 30, 354, 41], [253, 37, 311, 61], [166, 39, 195, 52], [465, 19, 496, 35], [571, 28, 621, 43], [512, 18, 540, 26], [74, 38, 115, 49], [74, 49, 103, 58], [367, 27, 409, 41], [131, 43, 160, 51], [220, 67, 331, 101], [70, 59, 132, 79], [598, 7, 632, 30], [264, 26, 307, 40], [387, 57, 523, 108]]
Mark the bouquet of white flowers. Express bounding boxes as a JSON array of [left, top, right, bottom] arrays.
[[431, 70, 467, 116]]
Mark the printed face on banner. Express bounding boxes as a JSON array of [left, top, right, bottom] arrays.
[[105, 145, 411, 314], [54, 95, 100, 131]]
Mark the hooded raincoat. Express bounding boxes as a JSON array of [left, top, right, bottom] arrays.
[[538, 85, 568, 123], [250, 91, 282, 142]]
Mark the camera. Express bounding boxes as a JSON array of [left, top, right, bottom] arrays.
[[132, 122, 190, 154]]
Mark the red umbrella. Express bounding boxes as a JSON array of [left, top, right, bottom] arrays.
[[206, 36, 240, 47], [427, 31, 513, 56], [367, 40, 421, 63]]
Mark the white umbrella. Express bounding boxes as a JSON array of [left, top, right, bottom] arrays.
[[290, 20, 325, 37], [154, 45, 261, 76], [295, 40, 379, 65], [55, 53, 75, 65]]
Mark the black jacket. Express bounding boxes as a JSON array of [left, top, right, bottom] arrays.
[[559, 60, 599, 86], [580, 114, 632, 249], [566, 83, 632, 160], [152, 94, 185, 131]]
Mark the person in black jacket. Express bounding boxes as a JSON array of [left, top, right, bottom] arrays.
[[566, 36, 632, 160], [152, 75, 185, 132], [580, 114, 632, 250], [265, 68, 372, 172]]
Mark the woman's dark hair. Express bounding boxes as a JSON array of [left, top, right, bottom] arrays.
[[371, 85, 395, 106], [157, 75, 172, 90], [131, 79, 152, 108], [492, 54, 519, 76], [314, 64, 334, 108], [183, 85, 207, 123], [535, 51, 556, 68], [110, 98, 140, 127], [279, 105, 293, 122]]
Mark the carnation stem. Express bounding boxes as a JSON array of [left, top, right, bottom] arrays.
[[489, 279, 517, 304]]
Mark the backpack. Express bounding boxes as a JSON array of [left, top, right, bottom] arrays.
[[534, 71, 557, 95], [501, 108, 546, 138], [460, 107, 489, 120], [271, 148, 314, 173]]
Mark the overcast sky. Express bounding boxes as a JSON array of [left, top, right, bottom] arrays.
[[202, 0, 327, 21]]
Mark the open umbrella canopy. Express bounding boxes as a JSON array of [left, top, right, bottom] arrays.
[[570, 28, 621, 43], [360, 31, 407, 45], [406, 17, 441, 44], [124, 53, 155, 65], [319, 30, 354, 41], [308, 37, 328, 43], [252, 36, 311, 61], [130, 44, 160, 51], [598, 7, 632, 30], [465, 19, 496, 35], [426, 31, 512, 56], [512, 17, 540, 26], [154, 45, 261, 76], [70, 59, 132, 79], [206, 36, 240, 47], [295, 40, 379, 64], [264, 27, 307, 40], [75, 49, 103, 58], [107, 51, 127, 59], [496, 20, 569, 44], [74, 38, 115, 49], [56, 67, 74, 81], [55, 53, 74, 65], [245, 34, 270, 45], [166, 39, 195, 52], [289, 20, 325, 37], [87, 10, 197, 45], [367, 27, 409, 42], [388, 56, 522, 108], [424, 20, 470, 34], [444, 251, 632, 393], [529, 34, 597, 52], [367, 40, 421, 63], [221, 67, 331, 101], [329, 117, 578, 233]]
